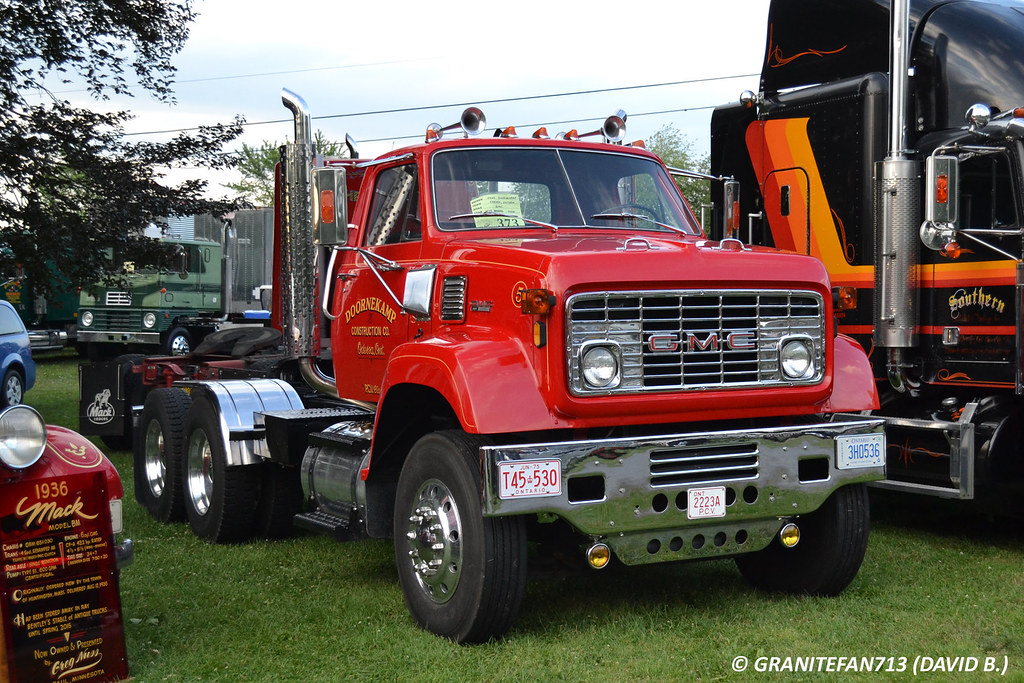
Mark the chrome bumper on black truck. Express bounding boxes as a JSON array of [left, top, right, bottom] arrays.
[[482, 415, 885, 565]]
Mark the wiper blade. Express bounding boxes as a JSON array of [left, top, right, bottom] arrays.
[[591, 212, 688, 235], [449, 211, 558, 231]]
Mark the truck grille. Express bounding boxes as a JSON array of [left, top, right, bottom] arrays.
[[567, 289, 825, 395], [90, 310, 143, 330], [106, 291, 132, 306]]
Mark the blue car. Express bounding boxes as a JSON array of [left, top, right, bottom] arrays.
[[0, 300, 35, 407]]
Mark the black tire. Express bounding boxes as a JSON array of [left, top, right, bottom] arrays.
[[393, 430, 527, 643], [99, 354, 146, 451], [182, 394, 259, 542], [255, 463, 304, 539], [0, 367, 25, 408], [134, 387, 191, 522], [164, 327, 191, 356], [735, 484, 871, 596]]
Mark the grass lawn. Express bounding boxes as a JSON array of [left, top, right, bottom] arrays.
[[26, 351, 1024, 681]]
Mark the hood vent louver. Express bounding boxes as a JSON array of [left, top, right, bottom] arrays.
[[440, 276, 467, 322]]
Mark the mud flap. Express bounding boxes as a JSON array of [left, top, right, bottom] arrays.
[[78, 361, 130, 439]]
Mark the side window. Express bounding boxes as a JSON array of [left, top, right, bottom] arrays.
[[365, 164, 421, 246], [0, 306, 24, 336], [960, 153, 1018, 229]]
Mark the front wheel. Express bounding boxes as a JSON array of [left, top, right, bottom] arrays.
[[735, 483, 871, 596], [182, 394, 259, 542], [0, 367, 24, 408], [164, 327, 191, 356], [393, 430, 527, 643]]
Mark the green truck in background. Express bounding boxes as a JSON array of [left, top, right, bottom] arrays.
[[77, 210, 274, 360], [2, 267, 79, 353]]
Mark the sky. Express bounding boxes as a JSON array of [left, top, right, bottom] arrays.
[[55, 0, 773, 198]]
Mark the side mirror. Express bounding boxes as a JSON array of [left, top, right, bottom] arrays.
[[313, 166, 348, 246], [719, 179, 741, 240], [921, 155, 959, 251]]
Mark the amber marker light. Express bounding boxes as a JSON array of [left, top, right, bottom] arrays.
[[833, 286, 857, 311], [779, 522, 801, 548], [1014, 108, 1024, 118], [520, 288, 556, 315], [587, 543, 611, 569], [319, 189, 335, 223], [941, 240, 962, 259], [532, 127, 549, 139], [936, 174, 949, 204], [532, 322, 547, 348]]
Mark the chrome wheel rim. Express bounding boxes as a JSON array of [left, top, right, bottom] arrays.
[[170, 335, 190, 355], [4, 375, 21, 405], [143, 419, 166, 497], [404, 478, 463, 604], [186, 429, 213, 516]]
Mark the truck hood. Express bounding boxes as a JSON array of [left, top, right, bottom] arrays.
[[440, 232, 832, 293]]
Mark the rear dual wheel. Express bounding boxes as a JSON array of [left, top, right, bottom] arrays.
[[182, 395, 260, 542], [180, 394, 303, 542], [134, 387, 191, 522]]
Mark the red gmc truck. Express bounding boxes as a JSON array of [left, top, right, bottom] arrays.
[[81, 90, 885, 643]]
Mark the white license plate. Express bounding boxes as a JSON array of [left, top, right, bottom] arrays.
[[836, 433, 886, 469], [687, 486, 726, 519], [497, 460, 562, 499]]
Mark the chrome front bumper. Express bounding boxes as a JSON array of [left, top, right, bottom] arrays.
[[78, 330, 160, 344], [481, 416, 885, 565]]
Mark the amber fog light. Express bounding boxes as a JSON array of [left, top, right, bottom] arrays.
[[779, 522, 801, 548], [587, 543, 611, 569]]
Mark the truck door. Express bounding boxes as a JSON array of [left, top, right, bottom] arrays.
[[331, 162, 423, 402], [923, 149, 1020, 387]]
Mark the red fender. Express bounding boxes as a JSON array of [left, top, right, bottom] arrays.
[[381, 331, 558, 434], [820, 334, 879, 412]]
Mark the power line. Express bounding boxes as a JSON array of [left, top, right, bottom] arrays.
[[51, 56, 440, 95], [358, 105, 720, 144], [168, 103, 723, 171], [125, 73, 757, 138]]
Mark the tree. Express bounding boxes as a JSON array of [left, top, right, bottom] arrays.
[[0, 0, 244, 295], [646, 124, 713, 226], [224, 132, 350, 207]]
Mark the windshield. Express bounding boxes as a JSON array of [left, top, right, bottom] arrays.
[[431, 147, 700, 234]]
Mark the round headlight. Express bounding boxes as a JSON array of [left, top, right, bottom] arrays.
[[0, 405, 47, 469], [143, 312, 157, 329], [780, 338, 814, 380], [582, 346, 619, 389], [80, 310, 94, 327]]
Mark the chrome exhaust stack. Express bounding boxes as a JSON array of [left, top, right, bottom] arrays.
[[873, 0, 921, 390], [280, 89, 339, 398]]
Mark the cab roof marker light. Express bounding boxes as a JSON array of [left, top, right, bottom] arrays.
[[532, 127, 549, 139]]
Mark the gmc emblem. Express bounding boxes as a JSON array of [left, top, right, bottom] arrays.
[[647, 331, 757, 353]]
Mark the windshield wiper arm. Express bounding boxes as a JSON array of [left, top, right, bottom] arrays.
[[449, 211, 558, 233], [590, 212, 688, 235]]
